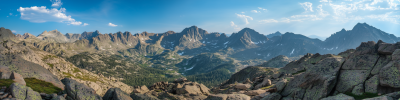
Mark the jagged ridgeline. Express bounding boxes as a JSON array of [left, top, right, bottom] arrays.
[[10, 23, 400, 87]]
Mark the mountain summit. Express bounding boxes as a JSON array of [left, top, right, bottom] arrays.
[[37, 29, 70, 43], [324, 23, 398, 52]]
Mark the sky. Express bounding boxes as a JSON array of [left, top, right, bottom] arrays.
[[1, 0, 400, 39]]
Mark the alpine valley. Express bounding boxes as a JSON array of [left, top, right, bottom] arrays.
[[1, 23, 400, 100]]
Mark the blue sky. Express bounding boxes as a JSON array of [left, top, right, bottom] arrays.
[[1, 0, 400, 38]]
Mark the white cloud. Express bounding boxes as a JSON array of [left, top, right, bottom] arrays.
[[83, 23, 89, 26], [9, 13, 12, 15], [51, 0, 63, 8], [6, 16, 9, 17], [230, 21, 241, 31], [241, 12, 245, 13], [320, 0, 328, 2], [258, 7, 267, 11], [317, 5, 330, 18], [367, 12, 400, 24], [259, 19, 279, 23], [235, 13, 253, 24], [300, 2, 314, 12], [108, 23, 118, 27], [18, 6, 83, 25], [251, 10, 259, 13], [11, 30, 16, 33]]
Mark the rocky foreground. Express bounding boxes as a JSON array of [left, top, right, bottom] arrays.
[[210, 40, 400, 100]]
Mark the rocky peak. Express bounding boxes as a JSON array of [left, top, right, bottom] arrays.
[[16, 33, 36, 39], [0, 27, 16, 41], [37, 29, 69, 43], [80, 30, 101, 40], [227, 28, 268, 49], [266, 31, 283, 38]]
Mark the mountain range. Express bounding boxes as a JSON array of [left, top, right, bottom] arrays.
[[14, 23, 399, 61], [1, 22, 400, 99]]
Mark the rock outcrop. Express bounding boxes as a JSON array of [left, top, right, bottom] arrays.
[[61, 78, 102, 100], [131, 78, 211, 100], [216, 40, 400, 100], [0, 83, 42, 100], [102, 88, 132, 100]]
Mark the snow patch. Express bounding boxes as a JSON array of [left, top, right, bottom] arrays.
[[290, 49, 295, 55], [224, 41, 229, 45], [178, 52, 184, 55]]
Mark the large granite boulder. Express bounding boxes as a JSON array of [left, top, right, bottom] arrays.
[[336, 70, 370, 93], [9, 83, 41, 100], [365, 75, 379, 93], [379, 61, 400, 88], [102, 88, 132, 100], [61, 78, 102, 100], [176, 82, 210, 96], [10, 72, 26, 86], [281, 57, 344, 100], [133, 85, 149, 94]]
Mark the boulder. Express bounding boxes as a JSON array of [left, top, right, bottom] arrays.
[[341, 54, 379, 70], [254, 78, 272, 90], [235, 83, 251, 90], [281, 57, 344, 100], [261, 93, 281, 100], [9, 83, 41, 100], [336, 70, 370, 93], [351, 84, 364, 96], [205, 94, 250, 100], [275, 79, 288, 92], [10, 72, 26, 86], [371, 55, 391, 75], [385, 91, 400, 99], [320, 93, 355, 100], [103, 88, 132, 100], [378, 43, 396, 55], [10, 83, 27, 99], [244, 89, 266, 96], [352, 41, 377, 56], [176, 84, 202, 95], [392, 49, 400, 60], [133, 85, 149, 94], [365, 75, 379, 93], [61, 78, 102, 100], [379, 61, 400, 88], [130, 93, 159, 100]]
